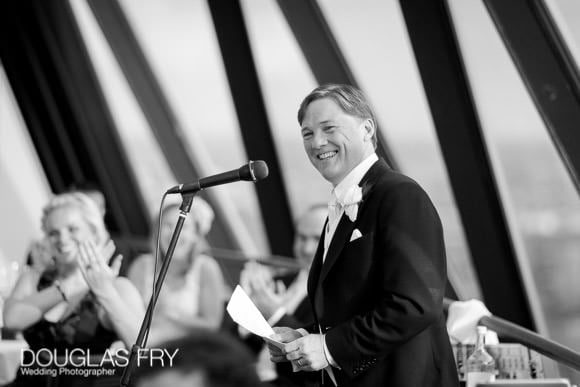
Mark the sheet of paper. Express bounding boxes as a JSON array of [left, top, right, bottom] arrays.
[[226, 285, 283, 348], [226, 285, 336, 386]]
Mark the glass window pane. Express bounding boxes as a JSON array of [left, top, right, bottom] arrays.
[[317, 0, 481, 300], [544, 0, 580, 70], [71, 1, 263, 252], [0, 63, 52, 266], [447, 0, 580, 382], [116, 0, 268, 254], [239, 0, 327, 219], [69, 0, 174, 219]]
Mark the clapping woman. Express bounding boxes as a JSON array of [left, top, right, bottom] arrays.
[[3, 192, 143, 353]]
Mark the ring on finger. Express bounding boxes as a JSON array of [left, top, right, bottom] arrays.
[[297, 359, 303, 367]]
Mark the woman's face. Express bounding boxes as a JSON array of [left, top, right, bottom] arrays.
[[159, 205, 199, 260], [45, 205, 95, 265]]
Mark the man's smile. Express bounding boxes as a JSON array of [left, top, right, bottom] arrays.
[[317, 151, 338, 160]]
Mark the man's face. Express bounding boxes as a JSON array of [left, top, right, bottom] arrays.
[[301, 97, 374, 186]]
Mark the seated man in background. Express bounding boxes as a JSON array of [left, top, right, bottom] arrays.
[[239, 204, 327, 386], [132, 329, 262, 387]]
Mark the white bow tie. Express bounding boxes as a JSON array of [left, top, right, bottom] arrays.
[[329, 185, 363, 223]]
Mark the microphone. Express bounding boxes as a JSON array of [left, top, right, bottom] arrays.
[[166, 160, 269, 194]]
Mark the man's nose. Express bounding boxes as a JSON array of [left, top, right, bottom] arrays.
[[311, 132, 328, 148]]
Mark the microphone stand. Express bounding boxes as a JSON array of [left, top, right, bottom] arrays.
[[120, 193, 195, 387]]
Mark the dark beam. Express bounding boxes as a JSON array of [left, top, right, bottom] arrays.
[[0, 0, 150, 238], [0, 34, 79, 192], [484, 0, 580, 194], [276, 0, 398, 170], [208, 0, 294, 257], [87, 0, 240, 252], [400, 0, 536, 329]]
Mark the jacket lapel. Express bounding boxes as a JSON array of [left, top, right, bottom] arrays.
[[307, 226, 326, 297], [318, 215, 355, 283], [307, 222, 327, 320]]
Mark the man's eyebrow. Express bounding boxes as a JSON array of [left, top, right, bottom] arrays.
[[302, 119, 333, 131]]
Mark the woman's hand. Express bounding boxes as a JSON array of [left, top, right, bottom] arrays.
[[77, 239, 123, 298], [240, 261, 286, 319], [29, 238, 55, 274]]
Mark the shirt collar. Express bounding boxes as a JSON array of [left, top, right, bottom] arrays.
[[332, 153, 378, 203]]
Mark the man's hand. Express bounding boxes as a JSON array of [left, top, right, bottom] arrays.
[[266, 326, 302, 363], [284, 333, 329, 371]]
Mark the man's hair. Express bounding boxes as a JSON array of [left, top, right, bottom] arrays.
[[133, 330, 261, 387], [297, 83, 378, 148]]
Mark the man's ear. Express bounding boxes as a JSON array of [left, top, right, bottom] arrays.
[[363, 119, 375, 142]]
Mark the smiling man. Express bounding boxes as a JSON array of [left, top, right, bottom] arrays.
[[267, 84, 459, 387]]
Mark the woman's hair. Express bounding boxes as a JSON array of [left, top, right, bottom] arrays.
[[190, 196, 215, 237], [41, 192, 109, 244], [159, 196, 215, 237], [151, 196, 215, 262]]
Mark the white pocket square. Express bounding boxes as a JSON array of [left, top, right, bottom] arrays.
[[350, 229, 363, 242]]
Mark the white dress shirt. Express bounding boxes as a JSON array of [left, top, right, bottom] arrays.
[[324, 153, 378, 260]]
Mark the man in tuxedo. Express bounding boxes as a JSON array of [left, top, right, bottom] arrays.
[[268, 84, 459, 387]]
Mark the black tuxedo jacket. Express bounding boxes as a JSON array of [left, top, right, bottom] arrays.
[[306, 159, 459, 387]]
